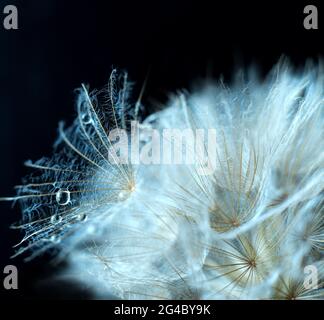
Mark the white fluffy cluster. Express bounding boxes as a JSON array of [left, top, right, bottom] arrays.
[[2, 62, 323, 299]]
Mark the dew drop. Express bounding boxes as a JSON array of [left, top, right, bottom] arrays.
[[55, 189, 70, 206], [118, 191, 126, 200], [81, 112, 92, 125], [50, 235, 61, 244], [50, 214, 62, 224], [76, 213, 87, 222]]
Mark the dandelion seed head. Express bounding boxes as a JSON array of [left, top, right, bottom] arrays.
[[1, 61, 323, 299]]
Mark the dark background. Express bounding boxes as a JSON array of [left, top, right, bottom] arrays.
[[0, 0, 322, 299]]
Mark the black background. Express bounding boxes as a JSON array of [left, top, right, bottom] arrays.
[[0, 0, 323, 300]]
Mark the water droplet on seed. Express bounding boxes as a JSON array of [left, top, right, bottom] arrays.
[[56, 189, 70, 206], [50, 214, 62, 224], [81, 111, 92, 125], [50, 235, 61, 244], [77, 213, 87, 222], [118, 191, 126, 200]]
